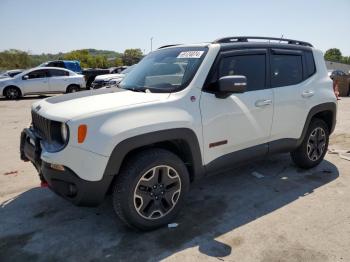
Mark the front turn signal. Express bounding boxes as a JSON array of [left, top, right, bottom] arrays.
[[78, 124, 87, 143]]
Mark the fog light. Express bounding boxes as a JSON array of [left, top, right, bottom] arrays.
[[50, 163, 65, 171]]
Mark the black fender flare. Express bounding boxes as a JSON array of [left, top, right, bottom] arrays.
[[297, 102, 337, 147], [103, 128, 204, 180]]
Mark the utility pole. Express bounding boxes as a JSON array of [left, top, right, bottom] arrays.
[[150, 37, 154, 52]]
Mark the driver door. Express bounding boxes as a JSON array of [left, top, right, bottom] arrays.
[[200, 49, 274, 169], [21, 69, 50, 94]]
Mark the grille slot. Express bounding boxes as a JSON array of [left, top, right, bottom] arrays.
[[31, 110, 52, 142]]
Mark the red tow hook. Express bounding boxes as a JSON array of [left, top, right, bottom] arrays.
[[40, 181, 48, 187]]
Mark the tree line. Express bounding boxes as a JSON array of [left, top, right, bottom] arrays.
[[0, 48, 144, 71], [324, 48, 350, 64], [1, 47, 349, 71]]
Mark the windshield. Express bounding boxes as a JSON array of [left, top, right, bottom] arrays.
[[8, 71, 22, 77], [119, 46, 207, 93]]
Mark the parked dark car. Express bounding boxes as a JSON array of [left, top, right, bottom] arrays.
[[39, 60, 82, 74], [83, 67, 128, 89], [82, 68, 110, 89]]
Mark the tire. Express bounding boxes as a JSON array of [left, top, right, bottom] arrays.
[[291, 118, 329, 169], [4, 86, 21, 100], [66, 85, 80, 93], [112, 148, 190, 231]]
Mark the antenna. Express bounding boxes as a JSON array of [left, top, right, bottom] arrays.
[[279, 34, 284, 43]]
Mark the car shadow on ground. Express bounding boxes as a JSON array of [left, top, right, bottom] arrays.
[[0, 154, 339, 262]]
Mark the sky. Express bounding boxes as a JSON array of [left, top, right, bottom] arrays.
[[0, 0, 349, 55]]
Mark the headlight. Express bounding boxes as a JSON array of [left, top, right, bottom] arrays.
[[108, 80, 118, 86], [60, 123, 69, 143]]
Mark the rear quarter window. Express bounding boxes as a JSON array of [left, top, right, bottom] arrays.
[[304, 51, 316, 77]]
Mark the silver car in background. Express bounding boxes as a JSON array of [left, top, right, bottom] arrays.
[[0, 67, 86, 99]]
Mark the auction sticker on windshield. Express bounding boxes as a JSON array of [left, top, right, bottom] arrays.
[[177, 51, 204, 59]]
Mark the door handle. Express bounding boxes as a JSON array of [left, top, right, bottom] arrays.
[[302, 90, 314, 98], [255, 99, 272, 107]]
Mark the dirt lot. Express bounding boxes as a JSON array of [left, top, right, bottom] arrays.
[[0, 96, 349, 262]]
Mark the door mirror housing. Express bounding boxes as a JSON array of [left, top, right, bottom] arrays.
[[215, 75, 247, 98], [22, 75, 29, 80]]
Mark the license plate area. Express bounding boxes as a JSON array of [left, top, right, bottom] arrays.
[[20, 128, 42, 166]]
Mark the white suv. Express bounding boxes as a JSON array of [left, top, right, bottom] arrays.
[[20, 37, 337, 230], [0, 67, 85, 99]]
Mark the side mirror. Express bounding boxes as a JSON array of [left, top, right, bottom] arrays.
[[22, 75, 29, 80], [216, 75, 247, 98]]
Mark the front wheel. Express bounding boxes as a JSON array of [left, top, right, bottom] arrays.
[[291, 118, 329, 169], [112, 148, 190, 231], [4, 86, 21, 100]]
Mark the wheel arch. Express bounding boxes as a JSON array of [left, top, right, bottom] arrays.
[[298, 102, 337, 147], [66, 84, 80, 93], [103, 128, 204, 183], [3, 85, 22, 97]]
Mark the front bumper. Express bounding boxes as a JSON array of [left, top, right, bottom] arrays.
[[20, 128, 113, 206], [41, 162, 114, 206], [91, 81, 108, 89]]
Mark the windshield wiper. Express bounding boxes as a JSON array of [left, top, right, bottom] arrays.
[[121, 84, 178, 93], [123, 87, 148, 92]]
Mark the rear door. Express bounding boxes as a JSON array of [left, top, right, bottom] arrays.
[[200, 49, 274, 167], [48, 69, 70, 92], [269, 49, 310, 144], [20, 69, 50, 94]]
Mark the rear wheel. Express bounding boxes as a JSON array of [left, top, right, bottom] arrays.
[[4, 86, 21, 100], [66, 85, 80, 93], [112, 148, 190, 231], [291, 119, 329, 169]]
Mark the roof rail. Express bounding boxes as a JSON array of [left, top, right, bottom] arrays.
[[213, 36, 313, 47], [158, 44, 181, 49]]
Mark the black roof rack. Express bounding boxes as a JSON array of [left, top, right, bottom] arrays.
[[213, 36, 313, 47]]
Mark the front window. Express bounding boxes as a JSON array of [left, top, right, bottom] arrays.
[[26, 69, 49, 79], [119, 47, 208, 93]]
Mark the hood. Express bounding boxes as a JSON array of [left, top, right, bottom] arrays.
[[0, 78, 13, 86], [95, 73, 125, 81], [32, 88, 170, 122], [0, 76, 11, 80]]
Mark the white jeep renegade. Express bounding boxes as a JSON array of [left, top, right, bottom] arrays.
[[20, 36, 337, 230]]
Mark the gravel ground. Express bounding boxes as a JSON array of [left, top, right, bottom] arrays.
[[0, 96, 349, 262]]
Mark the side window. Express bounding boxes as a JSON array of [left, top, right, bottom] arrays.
[[304, 51, 316, 77], [218, 54, 266, 91], [49, 69, 69, 77], [27, 69, 48, 79], [271, 54, 303, 87]]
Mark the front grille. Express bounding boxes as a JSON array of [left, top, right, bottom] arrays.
[[31, 110, 52, 142], [92, 80, 108, 89]]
